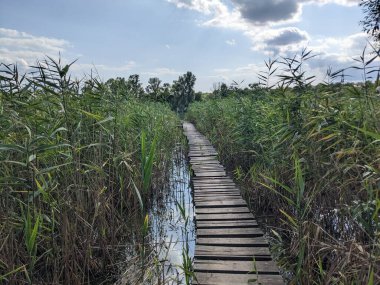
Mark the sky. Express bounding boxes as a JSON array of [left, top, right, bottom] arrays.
[[0, 0, 371, 91]]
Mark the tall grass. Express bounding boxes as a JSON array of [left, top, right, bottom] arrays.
[[0, 58, 181, 284], [186, 48, 380, 284]]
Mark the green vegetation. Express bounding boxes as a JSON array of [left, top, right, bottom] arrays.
[[105, 71, 199, 116], [186, 49, 380, 284], [0, 58, 190, 283]]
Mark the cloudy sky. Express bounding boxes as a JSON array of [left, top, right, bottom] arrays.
[[0, 0, 370, 91]]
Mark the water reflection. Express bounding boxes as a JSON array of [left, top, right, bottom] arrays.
[[150, 144, 195, 284], [118, 143, 195, 285]]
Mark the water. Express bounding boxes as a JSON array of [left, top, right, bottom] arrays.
[[118, 144, 195, 285], [150, 144, 195, 284]]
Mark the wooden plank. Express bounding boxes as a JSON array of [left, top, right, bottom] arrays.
[[191, 165, 224, 169], [196, 220, 259, 228], [196, 213, 255, 221], [195, 197, 246, 203], [194, 184, 237, 187], [194, 191, 240, 195], [190, 156, 218, 161], [195, 172, 227, 177], [189, 152, 218, 156], [192, 168, 224, 172], [195, 245, 271, 258], [193, 272, 284, 285], [194, 260, 279, 274], [192, 169, 225, 173], [197, 228, 264, 237], [194, 190, 240, 194], [193, 189, 240, 193], [191, 163, 225, 169], [193, 180, 235, 184], [196, 237, 268, 246], [193, 176, 233, 180], [194, 196, 244, 201], [196, 200, 247, 208], [195, 207, 250, 214]]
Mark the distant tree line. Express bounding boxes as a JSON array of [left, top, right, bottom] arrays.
[[104, 71, 200, 115]]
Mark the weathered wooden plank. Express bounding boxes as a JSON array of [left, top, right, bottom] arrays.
[[193, 184, 236, 188], [196, 213, 255, 221], [197, 227, 264, 237], [192, 168, 225, 173], [194, 195, 242, 200], [194, 259, 279, 274], [193, 180, 235, 184], [194, 185, 236, 189], [189, 151, 217, 155], [194, 193, 241, 198], [193, 189, 240, 193], [196, 237, 268, 246], [192, 165, 225, 172], [195, 207, 250, 214], [190, 156, 218, 161], [194, 196, 243, 202], [195, 245, 271, 258], [196, 220, 259, 228], [193, 184, 237, 188], [193, 272, 284, 285], [194, 189, 240, 193], [194, 194, 242, 199], [191, 164, 224, 168], [193, 177, 234, 182], [194, 195, 244, 201], [196, 200, 247, 208], [195, 172, 227, 177]]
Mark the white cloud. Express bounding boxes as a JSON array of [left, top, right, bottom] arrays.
[[168, 0, 360, 28], [71, 61, 136, 74], [0, 27, 70, 68], [226, 39, 236, 46], [167, 0, 229, 15], [246, 27, 310, 56], [168, 0, 355, 57], [0, 27, 140, 79], [210, 63, 264, 85], [142, 67, 182, 77]]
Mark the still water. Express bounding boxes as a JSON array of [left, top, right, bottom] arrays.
[[118, 144, 195, 285]]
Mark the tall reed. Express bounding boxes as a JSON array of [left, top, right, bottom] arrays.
[[0, 57, 181, 284], [186, 47, 380, 283]]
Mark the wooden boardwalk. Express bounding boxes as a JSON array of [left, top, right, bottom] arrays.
[[183, 122, 283, 285]]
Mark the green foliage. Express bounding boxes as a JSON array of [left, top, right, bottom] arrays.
[[170, 71, 196, 115], [186, 49, 380, 283], [141, 131, 157, 194], [0, 58, 181, 283], [360, 0, 380, 41]]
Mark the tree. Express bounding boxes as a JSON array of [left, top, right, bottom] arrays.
[[146, 77, 162, 101], [212, 82, 229, 98], [161, 83, 171, 102], [105, 77, 129, 99], [360, 0, 380, 41], [126, 74, 144, 98], [170, 72, 196, 114]]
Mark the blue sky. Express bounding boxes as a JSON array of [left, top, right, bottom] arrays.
[[0, 0, 369, 91]]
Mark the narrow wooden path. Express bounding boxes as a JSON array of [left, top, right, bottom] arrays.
[[183, 122, 283, 285]]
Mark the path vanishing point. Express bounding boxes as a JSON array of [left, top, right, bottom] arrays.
[[183, 122, 284, 285]]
